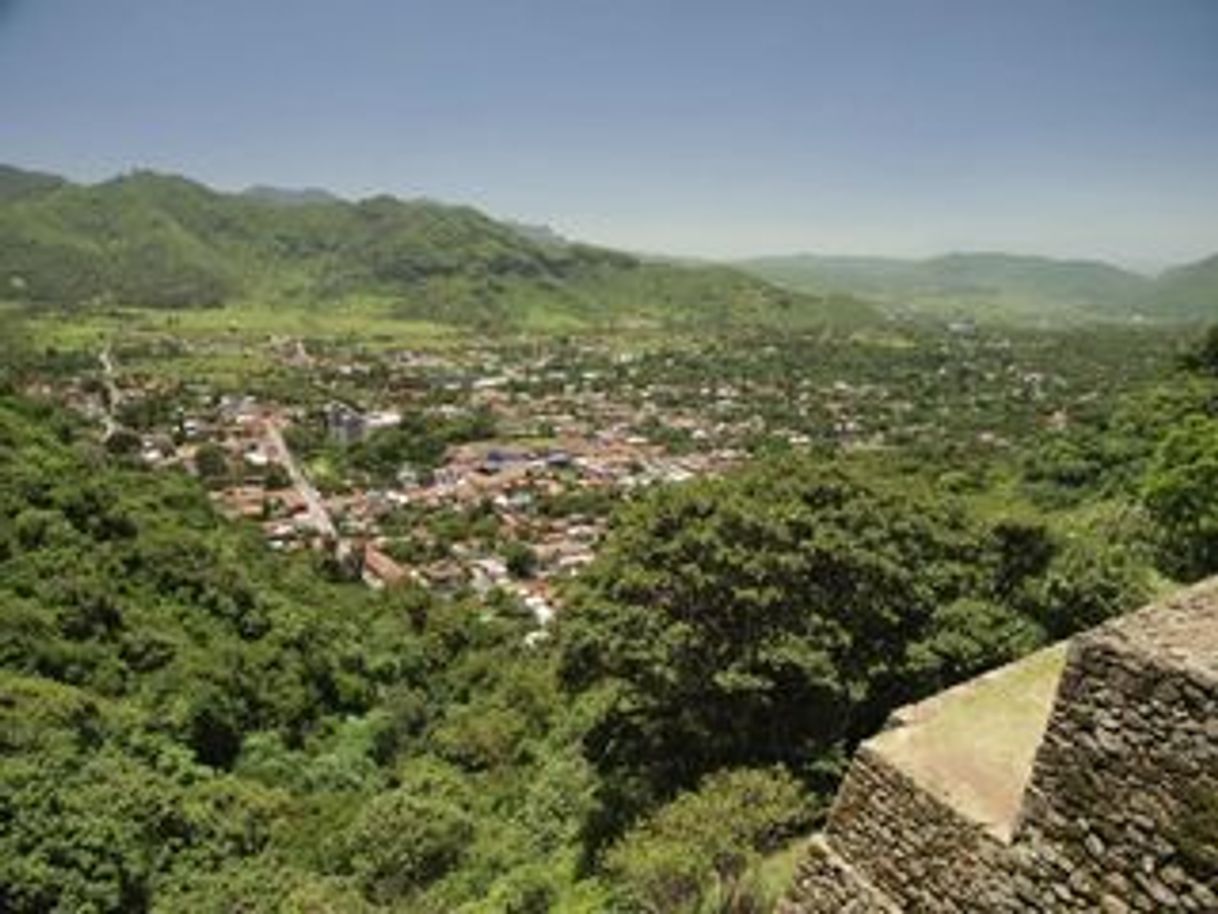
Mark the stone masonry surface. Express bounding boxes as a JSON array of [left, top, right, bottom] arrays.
[[777, 836, 900, 914], [780, 577, 1218, 912]]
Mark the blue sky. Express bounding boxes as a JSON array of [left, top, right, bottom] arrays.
[[2, 0, 1216, 268]]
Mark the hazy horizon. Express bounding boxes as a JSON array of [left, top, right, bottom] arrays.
[[2, 0, 1216, 270]]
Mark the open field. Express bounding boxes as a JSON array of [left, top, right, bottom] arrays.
[[17, 301, 460, 349]]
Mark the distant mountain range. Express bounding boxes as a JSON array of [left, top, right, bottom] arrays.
[[1, 163, 1212, 330], [1151, 254, 1218, 321], [0, 164, 868, 332], [738, 251, 1218, 324], [502, 220, 570, 248]]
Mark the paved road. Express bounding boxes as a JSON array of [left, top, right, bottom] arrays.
[[264, 417, 337, 540], [98, 346, 121, 436]]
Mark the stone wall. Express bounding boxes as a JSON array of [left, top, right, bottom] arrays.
[[779, 836, 898, 914], [821, 748, 1011, 911], [780, 578, 1218, 913], [1008, 583, 1218, 912]]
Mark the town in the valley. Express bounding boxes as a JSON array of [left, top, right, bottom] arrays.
[[39, 323, 1166, 630]]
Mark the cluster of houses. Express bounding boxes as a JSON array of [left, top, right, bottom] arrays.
[[52, 329, 1098, 631], [293, 405, 745, 625], [63, 358, 743, 630]]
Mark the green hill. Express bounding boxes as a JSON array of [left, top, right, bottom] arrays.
[[0, 165, 871, 332], [0, 164, 65, 203], [737, 251, 1215, 325], [1151, 254, 1218, 321], [240, 184, 344, 207]]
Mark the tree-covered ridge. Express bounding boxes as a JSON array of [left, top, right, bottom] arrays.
[[0, 165, 863, 331]]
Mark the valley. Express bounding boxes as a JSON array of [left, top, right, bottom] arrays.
[[27, 303, 1185, 625], [4, 1, 1217, 910], [2, 166, 1215, 914]]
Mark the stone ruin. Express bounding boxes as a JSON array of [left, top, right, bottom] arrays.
[[779, 578, 1218, 912]]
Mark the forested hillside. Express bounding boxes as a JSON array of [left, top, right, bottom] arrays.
[[0, 165, 66, 203], [0, 166, 864, 332], [12, 161, 1209, 332], [739, 251, 1218, 324]]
